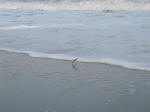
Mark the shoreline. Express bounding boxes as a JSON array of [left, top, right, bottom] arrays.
[[0, 49, 149, 72], [0, 50, 150, 112]]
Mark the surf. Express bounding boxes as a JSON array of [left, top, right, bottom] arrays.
[[0, 47, 150, 71], [0, 0, 150, 10], [0, 25, 39, 30]]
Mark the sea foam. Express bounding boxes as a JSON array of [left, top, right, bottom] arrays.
[[0, 25, 39, 30], [0, 0, 150, 11], [0, 48, 150, 71]]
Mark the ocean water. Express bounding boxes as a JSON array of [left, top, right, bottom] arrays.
[[0, 0, 150, 70]]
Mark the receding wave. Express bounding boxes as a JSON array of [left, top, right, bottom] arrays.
[[0, 48, 150, 71], [0, 25, 39, 30], [0, 24, 82, 30], [0, 0, 150, 10]]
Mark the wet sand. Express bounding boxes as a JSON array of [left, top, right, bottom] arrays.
[[0, 50, 150, 112]]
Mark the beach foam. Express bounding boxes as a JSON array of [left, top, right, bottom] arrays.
[[0, 24, 82, 30], [0, 0, 150, 11], [0, 4, 150, 72], [0, 48, 149, 71], [0, 25, 39, 30]]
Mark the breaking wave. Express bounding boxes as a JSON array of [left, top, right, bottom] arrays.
[[0, 0, 150, 10], [0, 25, 39, 30]]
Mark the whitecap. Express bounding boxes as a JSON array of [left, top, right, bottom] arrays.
[[0, 0, 150, 11], [0, 25, 39, 30]]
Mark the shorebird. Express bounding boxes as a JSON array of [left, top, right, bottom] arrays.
[[72, 58, 78, 70]]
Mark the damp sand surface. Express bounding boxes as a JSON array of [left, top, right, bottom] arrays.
[[0, 50, 150, 112]]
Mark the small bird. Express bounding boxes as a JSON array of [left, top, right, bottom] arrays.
[[72, 58, 78, 70]]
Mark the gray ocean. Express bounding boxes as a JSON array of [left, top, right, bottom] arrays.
[[0, 0, 150, 70]]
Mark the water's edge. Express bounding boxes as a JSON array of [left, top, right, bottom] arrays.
[[0, 48, 150, 71]]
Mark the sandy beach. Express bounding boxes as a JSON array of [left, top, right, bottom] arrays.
[[1, 0, 150, 111], [0, 50, 150, 112]]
